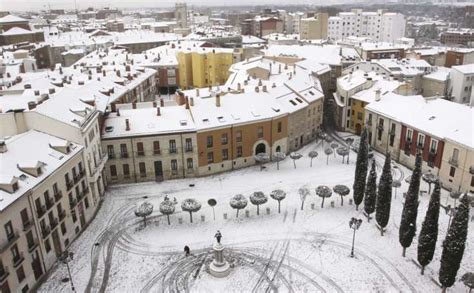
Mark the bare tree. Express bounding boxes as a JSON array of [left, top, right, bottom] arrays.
[[308, 151, 318, 167], [336, 147, 350, 164], [273, 152, 286, 170], [289, 152, 303, 169], [159, 196, 177, 225], [250, 192, 268, 215], [333, 185, 350, 206], [324, 148, 333, 165], [135, 202, 153, 227], [270, 189, 286, 213], [330, 142, 339, 157], [229, 194, 248, 217], [298, 186, 310, 210], [316, 185, 332, 208], [181, 198, 202, 223]]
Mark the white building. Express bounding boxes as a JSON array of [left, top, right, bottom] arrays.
[[448, 64, 474, 106], [328, 9, 406, 42]]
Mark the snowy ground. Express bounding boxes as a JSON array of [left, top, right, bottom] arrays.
[[39, 135, 473, 293]]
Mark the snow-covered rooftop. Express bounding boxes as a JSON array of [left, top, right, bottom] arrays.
[[452, 64, 474, 75]]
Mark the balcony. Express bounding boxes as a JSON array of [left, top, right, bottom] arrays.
[[0, 267, 9, 283], [83, 187, 90, 195], [153, 149, 161, 155], [185, 147, 193, 153], [28, 239, 38, 252], [120, 152, 129, 158], [41, 226, 51, 239], [66, 180, 74, 191], [169, 148, 177, 154], [23, 220, 33, 231], [448, 157, 458, 167], [73, 174, 81, 184], [77, 191, 84, 201], [137, 151, 145, 157], [0, 231, 19, 253], [58, 210, 66, 221], [69, 198, 77, 209], [37, 205, 46, 218], [89, 153, 108, 183], [108, 153, 116, 159], [470, 166, 474, 175], [79, 169, 85, 178], [12, 253, 24, 268], [54, 190, 63, 201]]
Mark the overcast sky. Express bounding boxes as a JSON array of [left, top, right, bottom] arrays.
[[1, 0, 335, 12]]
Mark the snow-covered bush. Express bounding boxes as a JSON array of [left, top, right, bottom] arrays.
[[181, 198, 202, 223], [229, 194, 248, 217], [270, 189, 286, 213], [250, 192, 268, 215]]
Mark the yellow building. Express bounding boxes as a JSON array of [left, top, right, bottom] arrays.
[[178, 48, 241, 89]]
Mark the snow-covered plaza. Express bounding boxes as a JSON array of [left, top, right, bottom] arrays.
[[38, 136, 473, 293]]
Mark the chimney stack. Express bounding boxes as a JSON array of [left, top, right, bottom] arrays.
[[117, 108, 121, 116], [125, 119, 130, 131], [196, 88, 200, 97], [153, 101, 157, 108], [185, 97, 190, 109], [0, 140, 6, 153], [160, 99, 164, 107], [216, 94, 221, 107], [258, 79, 262, 86], [272, 83, 276, 88], [27, 101, 36, 110], [255, 86, 260, 93], [157, 107, 161, 116], [237, 83, 241, 91], [132, 102, 137, 109], [262, 85, 267, 92], [278, 64, 281, 73], [375, 89, 381, 101], [190, 97, 194, 106]]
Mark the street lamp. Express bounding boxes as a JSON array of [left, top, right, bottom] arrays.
[[349, 217, 363, 258], [58, 250, 75, 292]]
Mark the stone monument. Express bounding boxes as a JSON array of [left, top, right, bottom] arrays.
[[209, 230, 231, 277]]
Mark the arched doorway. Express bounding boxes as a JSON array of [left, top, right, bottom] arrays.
[[276, 145, 281, 153], [255, 143, 266, 154], [355, 123, 362, 135]]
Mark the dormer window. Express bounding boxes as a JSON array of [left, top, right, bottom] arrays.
[[12, 181, 19, 192]]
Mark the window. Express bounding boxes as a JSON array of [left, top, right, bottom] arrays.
[[236, 131, 242, 142], [4, 221, 13, 240], [452, 148, 459, 163], [357, 112, 363, 120], [44, 238, 51, 253], [185, 138, 193, 152], [222, 149, 229, 160], [123, 164, 130, 178], [171, 160, 178, 174], [20, 209, 29, 229], [277, 122, 282, 133], [120, 144, 128, 158], [237, 146, 243, 158], [221, 133, 228, 145], [257, 127, 264, 138], [430, 140, 438, 153], [406, 129, 413, 142], [471, 176, 474, 187], [137, 142, 144, 156], [153, 141, 161, 154], [207, 152, 214, 164], [169, 140, 177, 153], [61, 222, 66, 235], [139, 162, 146, 177], [187, 158, 193, 169], [17, 266, 25, 283], [71, 210, 77, 223], [207, 136, 213, 148], [110, 165, 117, 177], [417, 133, 425, 148], [449, 166, 456, 177]]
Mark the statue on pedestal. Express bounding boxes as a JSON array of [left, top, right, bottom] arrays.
[[209, 230, 231, 278]]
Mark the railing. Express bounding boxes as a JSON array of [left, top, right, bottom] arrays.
[[77, 191, 84, 201], [50, 218, 59, 229], [448, 157, 458, 167], [69, 198, 77, 209], [120, 152, 129, 158], [108, 153, 116, 159], [0, 267, 9, 283], [28, 239, 38, 252], [137, 151, 145, 156], [37, 205, 46, 218], [185, 147, 193, 153], [169, 148, 177, 154], [12, 252, 24, 268], [66, 180, 74, 191], [45, 198, 54, 210], [54, 190, 63, 201], [23, 220, 33, 231], [83, 187, 90, 195], [73, 174, 81, 184], [59, 210, 66, 221], [153, 149, 161, 155]]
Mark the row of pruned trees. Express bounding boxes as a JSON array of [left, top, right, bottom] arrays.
[[352, 127, 471, 292]]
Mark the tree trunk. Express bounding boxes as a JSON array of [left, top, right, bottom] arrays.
[[277, 161, 280, 170], [310, 158, 313, 167], [257, 205, 260, 215], [293, 160, 296, 169], [347, 153, 350, 164], [189, 211, 193, 223], [356, 205, 359, 211], [334, 151, 336, 158], [278, 201, 281, 213], [236, 209, 239, 218], [301, 200, 304, 211], [321, 197, 325, 208], [367, 213, 371, 222], [380, 229, 384, 236], [167, 214, 170, 225], [402, 247, 406, 257], [342, 156, 344, 163], [441, 287, 446, 293], [421, 266, 425, 275], [326, 155, 329, 165], [340, 196, 344, 206], [143, 215, 147, 227]]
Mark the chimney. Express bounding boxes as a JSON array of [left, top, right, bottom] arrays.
[[116, 70, 121, 77], [103, 70, 106, 77], [244, 80, 248, 85], [125, 65, 131, 72], [49, 88, 55, 94], [216, 94, 221, 107], [284, 64, 288, 70], [20, 64, 25, 73], [255, 86, 260, 93], [258, 79, 262, 86], [237, 83, 241, 91], [27, 101, 36, 110], [375, 89, 381, 101], [241, 88, 245, 93], [278, 64, 281, 73], [157, 107, 161, 116], [125, 119, 130, 131], [0, 140, 6, 153], [34, 90, 40, 96], [196, 88, 200, 97], [262, 85, 267, 92], [160, 99, 164, 107], [132, 102, 136, 109], [153, 101, 157, 108], [185, 97, 190, 109], [272, 83, 276, 88], [190, 97, 194, 106]]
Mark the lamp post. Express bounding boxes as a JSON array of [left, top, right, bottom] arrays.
[[58, 251, 75, 292], [349, 217, 363, 258]]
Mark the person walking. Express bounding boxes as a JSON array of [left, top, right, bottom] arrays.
[[184, 245, 190, 256]]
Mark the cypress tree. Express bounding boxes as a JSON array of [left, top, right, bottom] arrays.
[[353, 127, 369, 210], [439, 194, 470, 292], [375, 153, 392, 236], [399, 152, 422, 257], [364, 159, 377, 222], [417, 180, 440, 275]]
